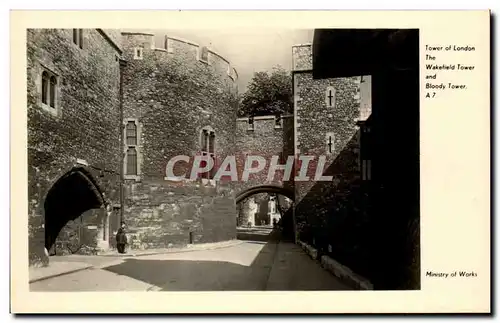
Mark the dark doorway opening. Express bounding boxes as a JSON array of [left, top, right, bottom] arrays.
[[44, 167, 106, 252]]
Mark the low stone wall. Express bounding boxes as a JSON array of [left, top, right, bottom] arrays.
[[123, 180, 237, 250], [298, 240, 373, 290]]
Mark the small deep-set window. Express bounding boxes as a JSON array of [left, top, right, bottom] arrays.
[[72, 29, 84, 49], [134, 47, 143, 60], [325, 132, 335, 155], [275, 114, 282, 128], [248, 116, 254, 131], [200, 127, 216, 180]]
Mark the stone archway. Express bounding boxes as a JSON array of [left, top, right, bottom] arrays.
[[235, 185, 294, 204], [235, 185, 296, 241], [44, 166, 107, 252]]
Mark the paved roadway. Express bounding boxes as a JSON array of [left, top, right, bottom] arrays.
[[30, 237, 351, 291]]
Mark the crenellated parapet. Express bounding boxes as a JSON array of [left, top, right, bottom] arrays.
[[121, 32, 238, 84], [292, 43, 313, 71]]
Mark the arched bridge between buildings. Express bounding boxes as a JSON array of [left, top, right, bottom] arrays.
[[235, 185, 295, 204]]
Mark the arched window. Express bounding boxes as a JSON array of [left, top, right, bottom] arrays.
[[49, 76, 57, 108], [126, 147, 137, 175], [41, 69, 58, 111], [41, 71, 49, 105]]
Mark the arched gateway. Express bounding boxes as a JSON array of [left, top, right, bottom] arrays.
[[235, 185, 294, 204], [44, 167, 107, 252]]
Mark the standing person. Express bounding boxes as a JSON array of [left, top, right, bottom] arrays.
[[116, 222, 128, 254]]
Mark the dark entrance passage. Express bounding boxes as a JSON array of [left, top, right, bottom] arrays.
[[236, 185, 295, 242], [44, 167, 106, 252]]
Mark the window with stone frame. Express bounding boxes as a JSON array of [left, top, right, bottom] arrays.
[[41, 69, 58, 110], [125, 121, 139, 176], [72, 29, 84, 49], [134, 47, 144, 60], [200, 128, 216, 179]]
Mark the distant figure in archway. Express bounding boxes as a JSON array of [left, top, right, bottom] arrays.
[[116, 223, 128, 254]]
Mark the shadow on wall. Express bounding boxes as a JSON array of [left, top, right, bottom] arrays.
[[294, 128, 420, 291]]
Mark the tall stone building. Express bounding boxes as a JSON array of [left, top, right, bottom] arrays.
[[27, 29, 240, 263], [27, 28, 419, 291]]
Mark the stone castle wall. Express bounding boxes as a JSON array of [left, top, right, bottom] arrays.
[[120, 32, 239, 248], [292, 44, 374, 279], [27, 29, 122, 263], [235, 115, 294, 191]]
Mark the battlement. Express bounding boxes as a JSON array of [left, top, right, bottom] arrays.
[[121, 31, 238, 82], [236, 114, 294, 132], [292, 43, 312, 71]]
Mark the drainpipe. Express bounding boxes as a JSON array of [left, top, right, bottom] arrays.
[[119, 58, 127, 224]]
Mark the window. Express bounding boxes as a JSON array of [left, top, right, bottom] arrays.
[[126, 147, 138, 175], [41, 71, 48, 105], [125, 121, 139, 177], [201, 128, 216, 180], [275, 114, 282, 128], [40, 69, 58, 111], [134, 47, 143, 60], [279, 151, 285, 164], [126, 121, 137, 145], [360, 125, 372, 181], [325, 86, 336, 108], [73, 29, 83, 49], [49, 76, 57, 108], [325, 132, 335, 155], [200, 46, 209, 62], [248, 116, 254, 131], [362, 159, 372, 181]]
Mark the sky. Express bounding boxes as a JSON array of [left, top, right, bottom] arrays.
[[125, 28, 314, 92]]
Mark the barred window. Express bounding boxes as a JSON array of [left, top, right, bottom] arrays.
[[125, 120, 139, 178], [126, 121, 137, 145], [126, 147, 137, 175]]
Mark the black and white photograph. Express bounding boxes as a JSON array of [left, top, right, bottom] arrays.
[[25, 26, 421, 293]]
